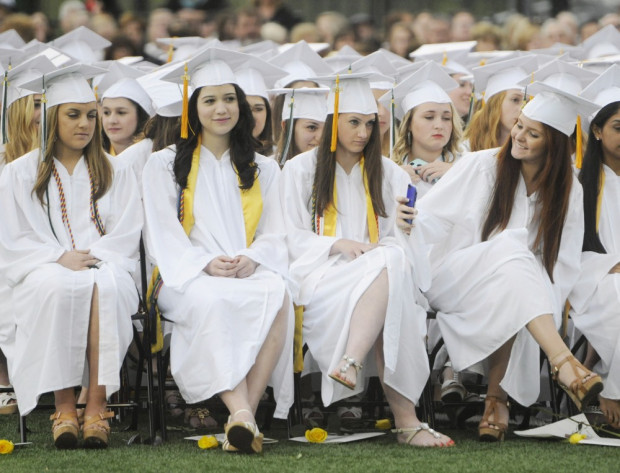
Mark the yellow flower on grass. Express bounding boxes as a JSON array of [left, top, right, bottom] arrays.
[[0, 439, 14, 454], [197, 435, 218, 449], [375, 419, 392, 430], [305, 427, 328, 443], [568, 433, 587, 444]]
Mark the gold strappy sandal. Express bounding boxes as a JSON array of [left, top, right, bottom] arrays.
[[50, 411, 79, 449], [83, 411, 115, 449], [478, 395, 509, 442], [223, 409, 263, 454], [552, 354, 603, 411]]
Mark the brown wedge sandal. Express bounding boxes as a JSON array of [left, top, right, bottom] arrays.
[[50, 411, 79, 449], [552, 354, 604, 411], [478, 395, 509, 442], [223, 409, 263, 454], [83, 411, 115, 449]]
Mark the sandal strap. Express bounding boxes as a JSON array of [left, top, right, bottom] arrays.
[[186, 407, 212, 418], [340, 355, 363, 374], [480, 396, 509, 430], [392, 423, 441, 443], [50, 411, 78, 423], [83, 411, 114, 430], [0, 391, 16, 405]]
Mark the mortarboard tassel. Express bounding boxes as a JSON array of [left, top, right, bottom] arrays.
[[466, 84, 475, 123], [389, 87, 395, 159], [442, 51, 448, 66], [575, 115, 583, 169], [1, 67, 8, 145], [279, 90, 295, 167], [330, 74, 340, 153], [40, 75, 47, 161], [180, 62, 189, 139], [167, 41, 175, 63]]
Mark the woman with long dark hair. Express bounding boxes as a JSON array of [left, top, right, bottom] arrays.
[[142, 49, 293, 454], [0, 64, 143, 449], [397, 82, 603, 442], [570, 67, 620, 428], [282, 73, 453, 447]]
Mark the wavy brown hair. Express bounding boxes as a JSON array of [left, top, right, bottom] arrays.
[[464, 91, 505, 152], [144, 114, 180, 152], [33, 103, 112, 206], [5, 95, 39, 163], [481, 123, 573, 281], [313, 113, 386, 219]]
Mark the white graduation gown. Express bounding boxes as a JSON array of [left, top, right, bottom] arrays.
[[281, 148, 431, 407], [0, 150, 142, 415], [414, 149, 583, 407], [141, 146, 294, 419], [0, 154, 14, 366], [569, 164, 620, 399]]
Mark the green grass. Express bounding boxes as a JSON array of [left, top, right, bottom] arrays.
[[1, 406, 619, 473]]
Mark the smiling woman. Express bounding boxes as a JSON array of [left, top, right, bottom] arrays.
[[0, 65, 143, 449]]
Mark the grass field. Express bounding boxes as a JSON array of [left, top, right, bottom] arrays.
[[1, 401, 619, 473]]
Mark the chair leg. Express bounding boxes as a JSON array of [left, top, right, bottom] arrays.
[[19, 415, 26, 444]]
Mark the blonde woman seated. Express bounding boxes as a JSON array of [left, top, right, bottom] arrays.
[[383, 62, 463, 199], [282, 73, 453, 447], [0, 64, 143, 449]]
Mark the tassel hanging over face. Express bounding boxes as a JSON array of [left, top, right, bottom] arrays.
[[1, 68, 8, 145], [575, 115, 583, 169], [180, 62, 189, 139], [40, 75, 47, 162], [330, 74, 340, 152]]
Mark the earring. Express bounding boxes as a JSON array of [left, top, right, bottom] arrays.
[[406, 131, 412, 146]]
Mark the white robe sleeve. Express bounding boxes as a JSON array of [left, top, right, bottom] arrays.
[[236, 157, 289, 279], [142, 150, 218, 291], [89, 163, 143, 273], [0, 159, 66, 286]]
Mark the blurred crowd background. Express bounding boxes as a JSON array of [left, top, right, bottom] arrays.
[[0, 1, 619, 65]]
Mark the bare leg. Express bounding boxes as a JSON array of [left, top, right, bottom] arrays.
[[526, 314, 599, 389], [220, 292, 289, 424], [84, 285, 107, 418], [375, 335, 453, 447], [582, 342, 600, 371], [330, 269, 389, 387], [479, 337, 515, 431], [0, 350, 9, 386]]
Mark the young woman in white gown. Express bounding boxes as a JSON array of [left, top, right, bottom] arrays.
[[282, 74, 454, 447], [0, 65, 143, 449], [142, 48, 293, 454], [397, 83, 604, 441]]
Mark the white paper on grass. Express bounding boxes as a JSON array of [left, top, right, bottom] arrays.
[[184, 434, 278, 445], [514, 414, 620, 447], [289, 432, 386, 443]]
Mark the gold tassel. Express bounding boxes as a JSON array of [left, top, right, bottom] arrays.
[[93, 85, 98, 101], [330, 75, 340, 152], [442, 51, 448, 66], [167, 41, 175, 63], [575, 115, 583, 169], [480, 91, 485, 108], [181, 62, 189, 139]]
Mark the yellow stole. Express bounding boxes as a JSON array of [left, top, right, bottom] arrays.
[[319, 156, 379, 243], [294, 156, 379, 371], [147, 136, 263, 352]]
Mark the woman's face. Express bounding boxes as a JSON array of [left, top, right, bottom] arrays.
[[596, 109, 620, 166], [101, 97, 139, 148], [55, 102, 98, 158], [410, 102, 453, 157], [197, 84, 239, 139], [336, 112, 376, 156], [371, 88, 390, 137], [294, 118, 324, 153], [500, 89, 525, 137], [448, 74, 473, 118], [247, 95, 267, 139], [31, 94, 43, 127], [510, 113, 547, 165]]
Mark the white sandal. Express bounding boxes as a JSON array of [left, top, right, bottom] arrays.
[[0, 385, 17, 415], [392, 423, 455, 447]]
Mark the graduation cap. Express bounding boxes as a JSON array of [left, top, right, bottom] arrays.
[[313, 72, 380, 152], [472, 55, 539, 102], [156, 36, 222, 63], [269, 87, 329, 165], [519, 58, 598, 95], [379, 62, 457, 121], [92, 61, 144, 100], [50, 26, 111, 64], [410, 41, 476, 76], [137, 62, 187, 118], [376, 48, 412, 69], [0, 29, 25, 49], [269, 40, 333, 88], [581, 24, 620, 60], [344, 51, 398, 90], [235, 57, 287, 100], [581, 64, 620, 108], [324, 45, 363, 72], [240, 40, 281, 60], [160, 47, 253, 138]]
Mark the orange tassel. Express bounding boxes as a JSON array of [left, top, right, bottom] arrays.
[[181, 62, 189, 139], [330, 75, 339, 152], [167, 41, 174, 63], [442, 51, 448, 66], [575, 115, 583, 169]]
